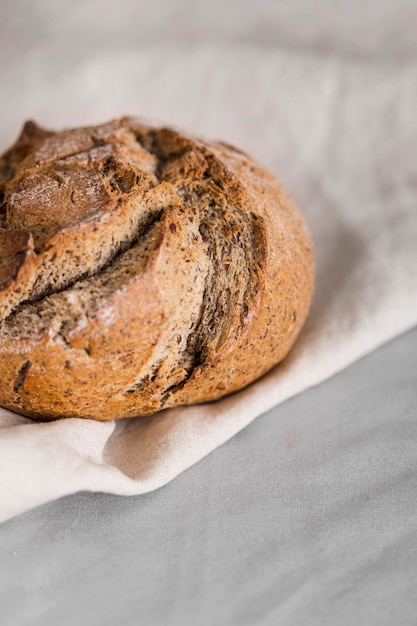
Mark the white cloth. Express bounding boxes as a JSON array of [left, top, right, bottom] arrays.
[[1, 41, 416, 523]]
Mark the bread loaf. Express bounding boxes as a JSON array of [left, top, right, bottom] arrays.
[[0, 118, 314, 420]]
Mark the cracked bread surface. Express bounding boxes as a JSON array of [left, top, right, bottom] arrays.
[[0, 117, 314, 420]]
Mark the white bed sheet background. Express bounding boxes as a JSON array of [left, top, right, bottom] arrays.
[[0, 1, 417, 526]]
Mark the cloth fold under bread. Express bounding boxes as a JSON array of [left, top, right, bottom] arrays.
[[1, 44, 416, 523]]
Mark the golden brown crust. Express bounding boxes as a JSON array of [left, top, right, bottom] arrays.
[[0, 118, 314, 420]]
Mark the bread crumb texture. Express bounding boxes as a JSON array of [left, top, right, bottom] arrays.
[[0, 118, 314, 420]]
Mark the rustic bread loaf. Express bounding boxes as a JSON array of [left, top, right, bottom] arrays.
[[0, 118, 314, 420]]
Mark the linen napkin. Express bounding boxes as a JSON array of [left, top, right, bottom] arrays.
[[1, 44, 416, 523]]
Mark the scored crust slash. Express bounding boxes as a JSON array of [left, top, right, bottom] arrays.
[[0, 117, 314, 421]]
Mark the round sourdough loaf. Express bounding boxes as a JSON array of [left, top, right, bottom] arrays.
[[0, 118, 314, 420]]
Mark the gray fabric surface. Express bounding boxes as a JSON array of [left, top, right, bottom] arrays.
[[1, 327, 416, 626]]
